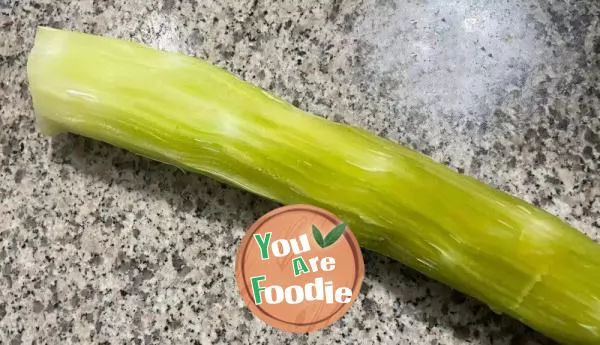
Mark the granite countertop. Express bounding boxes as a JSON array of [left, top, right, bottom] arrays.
[[1, 0, 599, 344]]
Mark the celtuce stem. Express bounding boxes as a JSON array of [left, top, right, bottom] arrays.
[[27, 27, 600, 344]]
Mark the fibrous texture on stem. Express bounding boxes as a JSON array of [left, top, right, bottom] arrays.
[[27, 27, 600, 344]]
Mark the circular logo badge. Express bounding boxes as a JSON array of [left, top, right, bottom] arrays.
[[235, 204, 364, 333]]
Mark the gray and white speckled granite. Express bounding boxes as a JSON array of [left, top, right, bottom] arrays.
[[1, 0, 599, 344]]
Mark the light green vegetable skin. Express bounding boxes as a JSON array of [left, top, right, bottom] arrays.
[[28, 27, 600, 344]]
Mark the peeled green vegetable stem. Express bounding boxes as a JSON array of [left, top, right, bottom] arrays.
[[27, 27, 600, 344]]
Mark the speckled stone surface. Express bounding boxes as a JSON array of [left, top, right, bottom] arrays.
[[1, 0, 599, 344]]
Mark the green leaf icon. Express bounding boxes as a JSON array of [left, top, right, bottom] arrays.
[[323, 223, 347, 247], [312, 223, 347, 248], [312, 225, 325, 248]]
